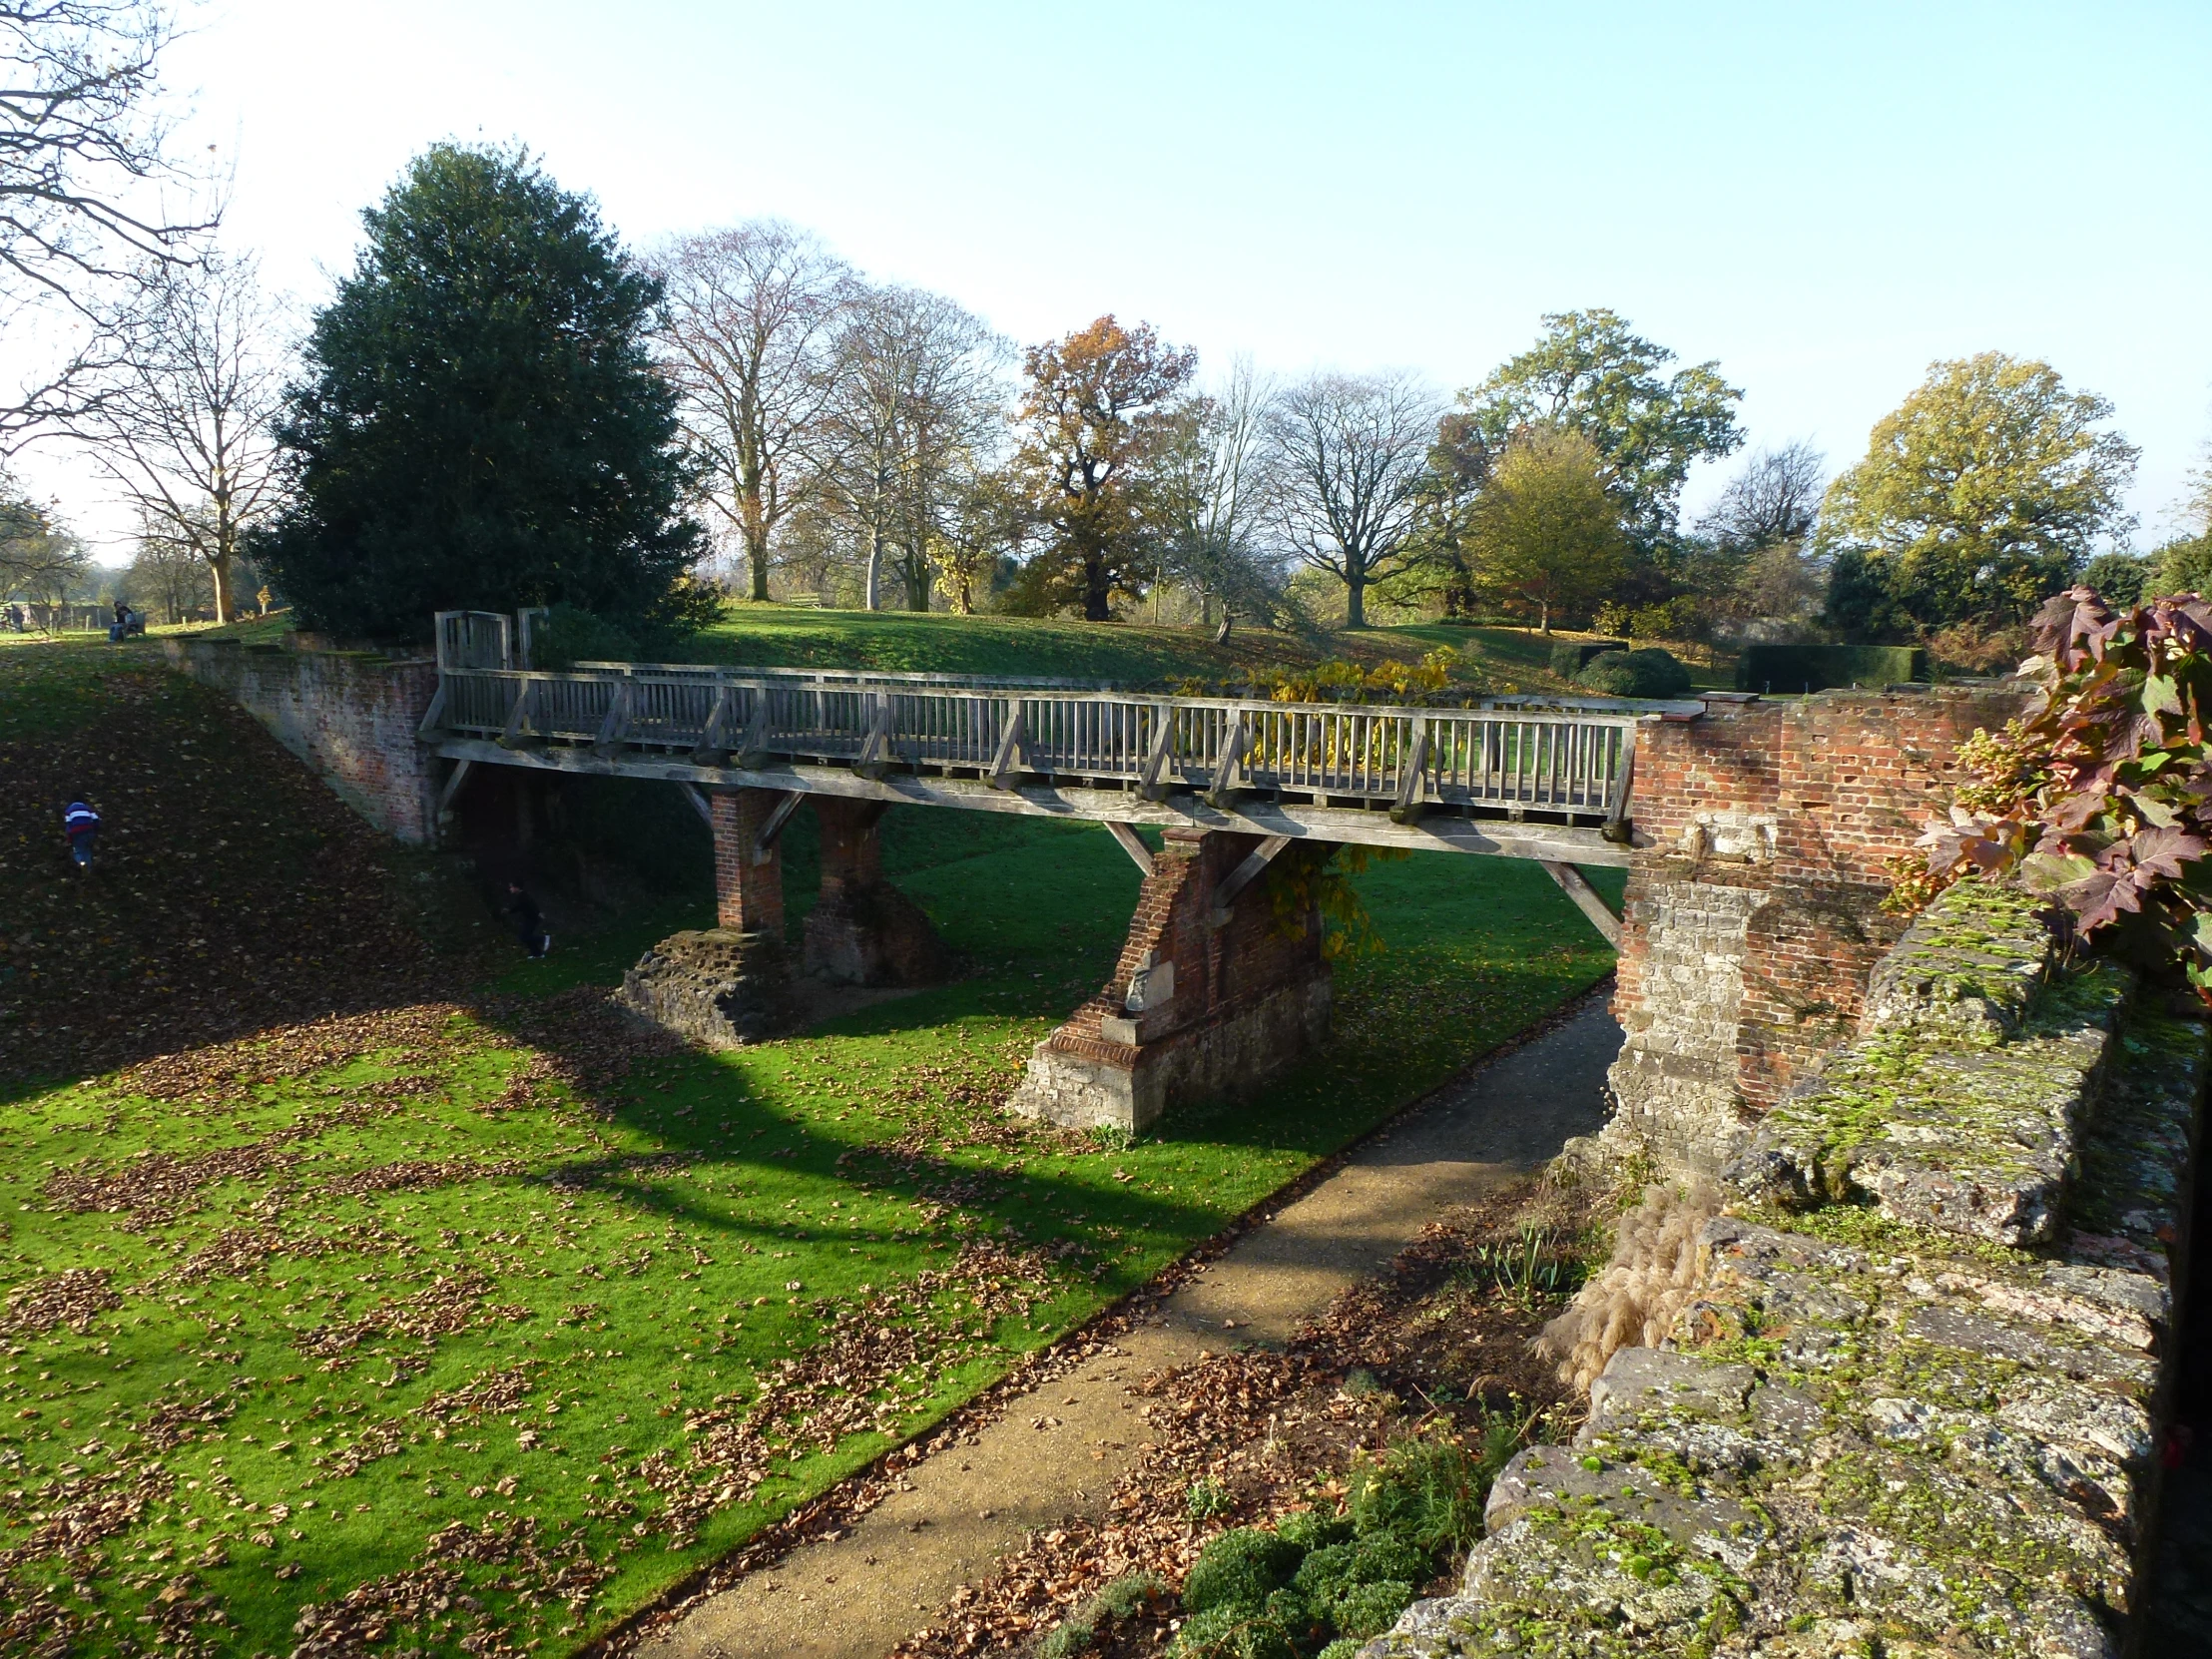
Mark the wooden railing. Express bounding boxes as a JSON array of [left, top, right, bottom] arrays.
[[427, 662, 1656, 825]]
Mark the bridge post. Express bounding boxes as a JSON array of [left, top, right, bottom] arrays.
[[708, 788, 787, 937], [803, 799, 952, 985], [1007, 828, 1334, 1133]]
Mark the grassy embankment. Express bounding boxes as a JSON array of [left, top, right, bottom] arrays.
[[0, 629, 1621, 1655]]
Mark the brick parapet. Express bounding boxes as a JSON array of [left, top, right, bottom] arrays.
[[1609, 687, 2031, 1171], [162, 638, 440, 843]]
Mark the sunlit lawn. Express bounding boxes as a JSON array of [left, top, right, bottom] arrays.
[[0, 643, 1623, 1655]]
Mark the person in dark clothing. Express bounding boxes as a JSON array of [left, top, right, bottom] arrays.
[[63, 801, 99, 871], [505, 881, 551, 958]]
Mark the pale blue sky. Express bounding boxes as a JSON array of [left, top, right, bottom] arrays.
[[33, 0, 2212, 556]]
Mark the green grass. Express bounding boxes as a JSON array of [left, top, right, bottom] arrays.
[[0, 833, 1615, 1652]]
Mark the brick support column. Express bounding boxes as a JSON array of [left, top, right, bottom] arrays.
[[709, 788, 787, 937], [803, 797, 950, 986], [1007, 828, 1334, 1133]]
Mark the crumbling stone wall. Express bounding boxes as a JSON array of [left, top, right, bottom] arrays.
[[1610, 686, 2028, 1174], [1008, 828, 1332, 1132], [1372, 884, 2205, 1659], [162, 637, 439, 842]]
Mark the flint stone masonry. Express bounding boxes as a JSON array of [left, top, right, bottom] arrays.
[[1369, 882, 2206, 1659], [618, 929, 794, 1048], [1008, 828, 1332, 1133], [1605, 684, 2031, 1176], [803, 797, 952, 986], [162, 636, 441, 842]]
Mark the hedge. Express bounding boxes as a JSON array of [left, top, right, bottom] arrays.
[[1547, 638, 1628, 678], [1738, 643, 1929, 694], [1576, 647, 1691, 699]]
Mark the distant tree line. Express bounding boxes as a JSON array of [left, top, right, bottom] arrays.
[[0, 33, 2176, 660]]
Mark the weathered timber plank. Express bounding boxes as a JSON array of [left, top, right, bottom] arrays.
[[1104, 821, 1155, 875], [1539, 859, 1622, 945], [427, 737, 1633, 865]]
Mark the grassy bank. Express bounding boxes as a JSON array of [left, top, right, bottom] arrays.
[[0, 634, 1621, 1655]]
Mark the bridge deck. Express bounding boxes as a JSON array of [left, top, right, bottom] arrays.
[[421, 636, 1691, 867]]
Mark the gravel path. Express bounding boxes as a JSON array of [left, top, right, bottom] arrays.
[[636, 994, 1623, 1659]]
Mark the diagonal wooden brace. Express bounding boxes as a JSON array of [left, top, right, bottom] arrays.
[[496, 680, 539, 750], [752, 790, 806, 863], [1210, 833, 1293, 926], [1136, 704, 1176, 802], [988, 703, 1028, 791], [853, 694, 894, 782], [591, 679, 634, 760], [1204, 711, 1249, 810], [678, 782, 714, 828], [1389, 718, 1430, 825], [1541, 860, 1622, 946], [691, 686, 735, 766], [1105, 821, 1155, 876]]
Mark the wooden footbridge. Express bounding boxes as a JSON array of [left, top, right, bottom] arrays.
[[419, 611, 1681, 1128]]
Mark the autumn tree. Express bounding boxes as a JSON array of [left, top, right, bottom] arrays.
[[1403, 410, 1498, 618], [1467, 426, 1628, 632], [1820, 352, 2138, 637], [814, 281, 1003, 611], [926, 465, 1023, 614], [1010, 315, 1195, 620], [0, 475, 85, 603], [1458, 309, 1742, 542], [123, 515, 213, 621], [653, 223, 847, 601], [67, 251, 285, 622], [1268, 369, 1440, 628], [256, 146, 706, 640]]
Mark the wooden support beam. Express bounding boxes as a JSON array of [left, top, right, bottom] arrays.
[[1602, 739, 1637, 845], [988, 703, 1028, 790], [1204, 711, 1249, 810], [1136, 704, 1175, 803], [752, 790, 806, 863], [1541, 860, 1622, 947], [591, 680, 633, 760], [734, 691, 774, 771], [1389, 719, 1430, 826], [434, 758, 474, 817], [1211, 833, 1293, 924], [691, 686, 734, 766], [853, 694, 893, 782], [496, 681, 538, 750], [1105, 821, 1155, 876], [416, 678, 450, 738], [678, 782, 714, 829]]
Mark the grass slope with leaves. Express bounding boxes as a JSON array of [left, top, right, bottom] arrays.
[[0, 636, 1619, 1656]]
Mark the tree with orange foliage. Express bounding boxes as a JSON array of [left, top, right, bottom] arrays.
[[1010, 315, 1195, 620]]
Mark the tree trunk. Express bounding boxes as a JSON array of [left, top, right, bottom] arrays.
[[1345, 573, 1367, 630], [1539, 600, 1550, 634], [864, 526, 883, 612], [746, 525, 771, 602], [1084, 555, 1110, 622], [211, 552, 234, 625]]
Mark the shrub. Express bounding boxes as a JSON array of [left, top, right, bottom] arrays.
[[1331, 1579, 1416, 1641], [1182, 1527, 1306, 1615], [1736, 642, 1928, 694], [1317, 1643, 1368, 1659], [1086, 1571, 1169, 1620], [531, 602, 639, 669], [1038, 1616, 1096, 1658], [1348, 1438, 1486, 1562], [1276, 1508, 1353, 1551], [1168, 1605, 1298, 1659], [1547, 638, 1627, 678], [1186, 1477, 1234, 1522], [1576, 647, 1691, 699]]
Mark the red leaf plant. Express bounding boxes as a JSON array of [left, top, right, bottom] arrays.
[[1909, 586, 2212, 999]]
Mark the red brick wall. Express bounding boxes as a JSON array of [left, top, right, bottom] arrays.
[[1051, 828, 1330, 1062], [163, 639, 440, 842], [708, 788, 786, 936], [1616, 686, 2028, 1127]]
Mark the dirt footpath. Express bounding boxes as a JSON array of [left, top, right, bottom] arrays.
[[636, 995, 1622, 1659]]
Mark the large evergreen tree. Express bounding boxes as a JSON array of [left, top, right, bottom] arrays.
[[257, 145, 706, 639]]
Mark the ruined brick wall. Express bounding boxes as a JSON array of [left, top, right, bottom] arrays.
[[163, 638, 440, 843], [1610, 686, 2028, 1171]]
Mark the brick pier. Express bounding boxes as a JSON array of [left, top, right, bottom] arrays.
[[1007, 829, 1335, 1133], [1605, 685, 2027, 1173]]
